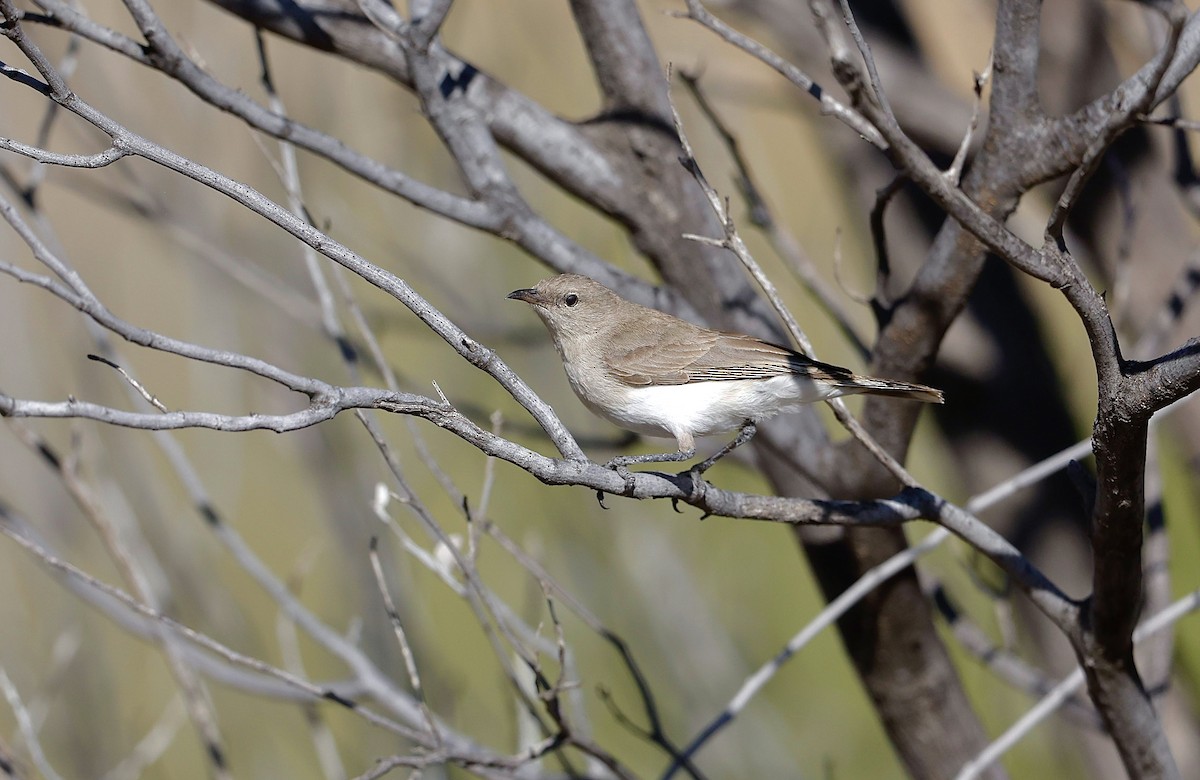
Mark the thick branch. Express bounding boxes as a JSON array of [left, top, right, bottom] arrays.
[[989, 0, 1042, 123], [570, 0, 668, 118], [1, 378, 1077, 638]]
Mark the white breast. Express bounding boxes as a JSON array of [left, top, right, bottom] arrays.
[[597, 375, 843, 441]]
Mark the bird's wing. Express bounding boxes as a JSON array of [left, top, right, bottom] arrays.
[[604, 321, 854, 386], [602, 316, 720, 386], [682, 333, 857, 383]]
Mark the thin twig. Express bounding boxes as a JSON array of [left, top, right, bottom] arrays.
[[0, 667, 63, 780], [0, 10, 586, 459], [368, 538, 441, 743], [662, 526, 950, 778], [946, 55, 993, 186], [677, 0, 886, 149], [275, 594, 347, 780], [928, 583, 1101, 730], [954, 586, 1200, 780], [8, 421, 232, 780], [100, 696, 187, 780], [677, 69, 869, 359], [665, 409, 1140, 773], [1045, 2, 1186, 243], [834, 0, 895, 122], [86, 354, 169, 412], [867, 176, 904, 317], [669, 87, 918, 487], [0, 517, 427, 740]]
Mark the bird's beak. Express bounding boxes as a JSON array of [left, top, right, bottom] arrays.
[[507, 287, 540, 305]]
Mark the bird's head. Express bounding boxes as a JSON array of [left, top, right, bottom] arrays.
[[507, 274, 618, 342]]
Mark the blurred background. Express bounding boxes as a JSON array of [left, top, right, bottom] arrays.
[[1, 0, 1200, 778]]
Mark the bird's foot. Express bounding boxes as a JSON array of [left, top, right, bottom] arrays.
[[603, 457, 638, 495], [669, 476, 710, 518], [681, 467, 708, 503], [690, 421, 758, 476], [606, 448, 695, 497]]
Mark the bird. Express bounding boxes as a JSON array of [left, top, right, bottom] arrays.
[[508, 274, 943, 484]]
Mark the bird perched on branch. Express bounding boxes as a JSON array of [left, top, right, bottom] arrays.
[[508, 274, 942, 487]]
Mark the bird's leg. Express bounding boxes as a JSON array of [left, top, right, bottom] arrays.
[[605, 445, 696, 495], [690, 421, 757, 476]]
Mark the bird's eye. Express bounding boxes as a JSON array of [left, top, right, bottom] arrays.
[[564, 293, 579, 307]]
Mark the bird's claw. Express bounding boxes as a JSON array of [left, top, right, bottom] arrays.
[[603, 458, 637, 496], [682, 466, 708, 501]]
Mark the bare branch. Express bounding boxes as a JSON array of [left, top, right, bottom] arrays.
[[367, 538, 441, 742], [100, 697, 187, 780], [0, 136, 125, 168], [677, 69, 870, 359], [0, 516, 426, 742], [664, 526, 952, 777], [955, 587, 1200, 780], [678, 0, 886, 149], [669, 86, 920, 488], [0, 8, 586, 459], [0, 667, 63, 780], [1046, 2, 1187, 243], [946, 56, 992, 186]]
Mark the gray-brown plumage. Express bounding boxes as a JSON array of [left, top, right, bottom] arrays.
[[509, 274, 942, 473], [601, 316, 940, 400]]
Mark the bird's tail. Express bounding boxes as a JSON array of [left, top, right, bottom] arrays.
[[843, 376, 944, 404]]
